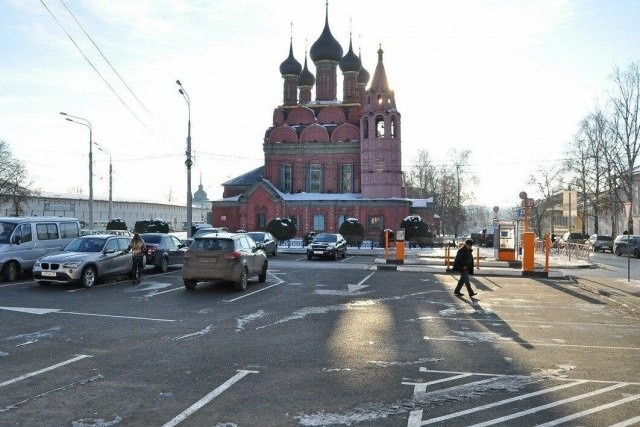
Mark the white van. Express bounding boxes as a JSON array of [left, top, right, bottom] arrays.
[[0, 217, 81, 282]]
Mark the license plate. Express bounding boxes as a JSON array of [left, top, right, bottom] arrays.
[[314, 251, 324, 255], [199, 258, 217, 263], [41, 271, 57, 277]]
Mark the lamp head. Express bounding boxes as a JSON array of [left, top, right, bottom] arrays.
[[59, 112, 67, 116], [176, 80, 182, 86], [179, 88, 184, 95], [65, 118, 73, 122]]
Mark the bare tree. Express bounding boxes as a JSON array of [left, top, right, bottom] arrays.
[[0, 140, 36, 216], [609, 61, 640, 233], [527, 164, 565, 237]]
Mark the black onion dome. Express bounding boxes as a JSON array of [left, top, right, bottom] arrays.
[[310, 8, 343, 62], [357, 56, 370, 85], [299, 56, 315, 87], [339, 38, 361, 72], [279, 40, 302, 76]]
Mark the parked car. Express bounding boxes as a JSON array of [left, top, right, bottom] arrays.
[[1, 216, 81, 282], [247, 231, 277, 256], [612, 235, 640, 257], [587, 234, 614, 253], [186, 226, 229, 247], [32, 234, 133, 288], [558, 232, 589, 247], [182, 232, 268, 291], [140, 233, 187, 272], [306, 233, 347, 260], [105, 230, 133, 237]]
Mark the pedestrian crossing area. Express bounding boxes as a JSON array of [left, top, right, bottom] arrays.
[[405, 369, 640, 426]]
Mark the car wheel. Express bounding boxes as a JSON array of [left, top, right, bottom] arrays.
[[615, 247, 622, 256], [334, 251, 339, 261], [1, 261, 19, 282], [258, 262, 268, 282], [272, 246, 277, 256], [234, 267, 248, 291], [341, 250, 346, 258], [157, 256, 168, 272], [307, 253, 312, 260], [81, 266, 97, 288], [184, 279, 197, 290]]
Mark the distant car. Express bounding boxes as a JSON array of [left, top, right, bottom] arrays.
[[613, 235, 640, 257], [105, 230, 133, 237], [558, 232, 589, 247], [32, 234, 133, 288], [182, 232, 268, 291], [140, 233, 187, 272], [587, 234, 613, 253], [247, 231, 277, 256], [306, 233, 347, 260]]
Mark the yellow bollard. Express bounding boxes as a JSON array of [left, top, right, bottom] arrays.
[[476, 247, 480, 270], [545, 233, 550, 273]]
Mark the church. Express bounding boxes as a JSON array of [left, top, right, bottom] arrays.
[[210, 5, 434, 239]]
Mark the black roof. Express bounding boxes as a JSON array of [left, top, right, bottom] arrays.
[[222, 166, 264, 186]]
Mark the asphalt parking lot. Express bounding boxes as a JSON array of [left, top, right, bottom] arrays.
[[1, 255, 639, 426]]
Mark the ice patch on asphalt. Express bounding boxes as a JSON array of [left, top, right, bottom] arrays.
[[123, 281, 173, 293], [173, 324, 213, 340], [72, 416, 122, 427], [236, 310, 266, 331], [0, 351, 8, 357], [4, 326, 61, 341], [368, 358, 442, 367]]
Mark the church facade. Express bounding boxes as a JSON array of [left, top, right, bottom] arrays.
[[210, 6, 432, 239]]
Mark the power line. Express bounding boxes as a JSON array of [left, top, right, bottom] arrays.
[[39, 0, 163, 141]]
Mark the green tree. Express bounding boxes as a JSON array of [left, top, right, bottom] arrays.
[[400, 215, 432, 247], [266, 217, 297, 241], [339, 218, 364, 247]]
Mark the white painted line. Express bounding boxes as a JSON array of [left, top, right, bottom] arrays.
[[65, 270, 180, 292], [425, 316, 640, 329], [0, 306, 61, 315], [58, 311, 176, 322], [340, 256, 355, 262], [421, 380, 586, 425], [423, 337, 640, 351], [0, 281, 33, 288], [347, 271, 375, 292], [537, 393, 640, 426], [0, 354, 92, 388], [609, 415, 640, 427], [295, 257, 307, 261], [162, 370, 258, 427], [224, 273, 284, 302], [402, 373, 473, 396], [144, 287, 183, 298], [419, 368, 640, 385], [407, 409, 423, 427], [467, 382, 629, 427]]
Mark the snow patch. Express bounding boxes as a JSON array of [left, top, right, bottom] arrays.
[[174, 325, 214, 340], [72, 417, 122, 427], [368, 358, 442, 367], [236, 310, 266, 331], [4, 326, 61, 341]]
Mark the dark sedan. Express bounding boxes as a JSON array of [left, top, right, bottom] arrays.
[[140, 233, 187, 272], [306, 233, 347, 260], [248, 231, 278, 256]]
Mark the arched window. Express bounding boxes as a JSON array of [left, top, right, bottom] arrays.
[[390, 116, 397, 138], [375, 116, 385, 138]]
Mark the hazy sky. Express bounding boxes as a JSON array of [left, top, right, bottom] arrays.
[[1, 0, 639, 209]]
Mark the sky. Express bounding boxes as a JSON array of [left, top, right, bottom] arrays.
[[1, 0, 639, 210]]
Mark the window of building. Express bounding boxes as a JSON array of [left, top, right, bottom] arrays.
[[368, 216, 383, 232], [290, 215, 300, 232], [257, 213, 266, 229], [339, 164, 353, 193], [313, 214, 325, 231], [390, 116, 397, 138], [375, 116, 384, 137], [280, 163, 292, 193], [307, 164, 323, 193]]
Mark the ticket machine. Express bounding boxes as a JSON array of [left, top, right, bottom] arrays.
[[495, 220, 516, 261]]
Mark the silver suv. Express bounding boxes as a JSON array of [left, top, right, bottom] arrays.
[[33, 235, 134, 288], [182, 232, 268, 291]]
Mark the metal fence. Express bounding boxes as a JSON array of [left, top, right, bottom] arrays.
[[535, 239, 591, 261]]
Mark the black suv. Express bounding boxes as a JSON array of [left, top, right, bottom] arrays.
[[587, 234, 613, 253], [306, 233, 347, 260]]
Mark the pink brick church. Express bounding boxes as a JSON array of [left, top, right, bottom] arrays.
[[210, 5, 435, 239]]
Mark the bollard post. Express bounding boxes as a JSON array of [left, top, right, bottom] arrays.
[[384, 229, 389, 260], [544, 232, 550, 273], [476, 247, 480, 270]]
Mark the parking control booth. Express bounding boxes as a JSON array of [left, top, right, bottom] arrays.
[[494, 220, 517, 261]]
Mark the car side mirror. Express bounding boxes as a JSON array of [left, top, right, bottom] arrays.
[[104, 248, 116, 254], [255, 242, 265, 249]]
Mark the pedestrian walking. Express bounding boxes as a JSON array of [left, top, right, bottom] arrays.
[[127, 232, 146, 284], [453, 238, 477, 297]]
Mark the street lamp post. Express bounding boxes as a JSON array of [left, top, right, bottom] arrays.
[[94, 142, 113, 221], [60, 112, 93, 230], [176, 80, 193, 237]]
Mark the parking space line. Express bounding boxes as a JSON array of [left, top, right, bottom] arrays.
[[58, 311, 176, 322], [422, 337, 640, 351], [144, 287, 183, 298], [423, 317, 640, 329], [467, 382, 629, 427], [224, 273, 285, 302], [162, 370, 258, 427], [537, 393, 640, 426], [0, 354, 92, 388], [609, 415, 640, 427]]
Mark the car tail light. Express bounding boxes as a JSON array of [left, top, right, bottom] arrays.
[[224, 251, 241, 261]]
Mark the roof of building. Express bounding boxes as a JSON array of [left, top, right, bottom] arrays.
[[279, 40, 302, 76], [222, 166, 264, 186], [299, 54, 316, 87], [309, 4, 343, 63], [339, 36, 362, 73]]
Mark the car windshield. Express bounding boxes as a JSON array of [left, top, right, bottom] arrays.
[[248, 232, 265, 242], [65, 237, 107, 252], [313, 234, 337, 243], [191, 238, 233, 251], [0, 222, 17, 244], [599, 236, 612, 241], [142, 234, 162, 244], [193, 228, 216, 238]]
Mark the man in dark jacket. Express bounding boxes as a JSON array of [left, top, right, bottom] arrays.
[[453, 239, 477, 297]]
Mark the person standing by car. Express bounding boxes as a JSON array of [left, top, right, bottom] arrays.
[[453, 239, 477, 297], [127, 232, 146, 284]]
